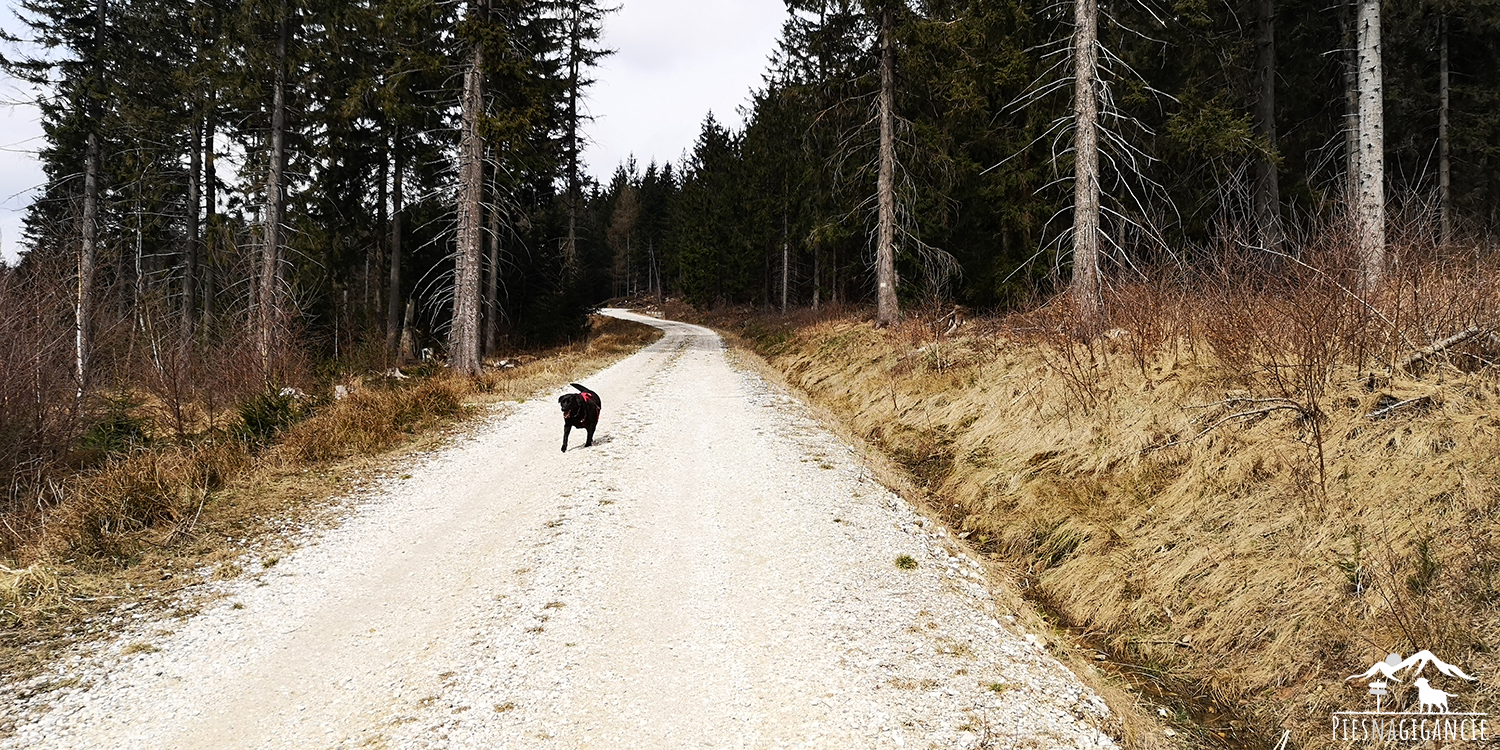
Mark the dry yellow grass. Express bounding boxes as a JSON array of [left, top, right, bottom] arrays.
[[279, 378, 467, 463], [469, 314, 664, 402], [721, 302, 1499, 750]]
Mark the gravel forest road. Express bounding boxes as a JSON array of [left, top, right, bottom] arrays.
[[2, 311, 1118, 750]]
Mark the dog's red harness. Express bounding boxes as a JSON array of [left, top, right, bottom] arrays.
[[579, 393, 592, 403]]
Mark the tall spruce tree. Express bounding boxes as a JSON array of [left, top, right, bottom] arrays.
[[4, 0, 112, 396], [450, 0, 489, 375], [550, 0, 612, 275]]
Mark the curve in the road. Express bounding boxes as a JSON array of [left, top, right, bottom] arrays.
[[1, 311, 1117, 750]]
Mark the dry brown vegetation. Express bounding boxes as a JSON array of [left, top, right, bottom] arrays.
[[703, 240, 1500, 749], [0, 314, 661, 683]]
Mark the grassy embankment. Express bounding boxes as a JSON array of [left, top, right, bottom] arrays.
[[670, 269, 1500, 750], [0, 314, 661, 685]]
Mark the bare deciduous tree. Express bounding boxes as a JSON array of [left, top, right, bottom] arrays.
[[1254, 0, 1283, 255], [1439, 14, 1451, 245]]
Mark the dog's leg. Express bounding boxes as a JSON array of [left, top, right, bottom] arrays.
[[562, 424, 571, 453], [585, 425, 594, 447]]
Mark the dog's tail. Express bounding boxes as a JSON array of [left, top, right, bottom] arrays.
[[570, 383, 600, 409]]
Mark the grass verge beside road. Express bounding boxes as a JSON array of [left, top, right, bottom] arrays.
[[0, 314, 662, 688], [685, 296, 1499, 750]]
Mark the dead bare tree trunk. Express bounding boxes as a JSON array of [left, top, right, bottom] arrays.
[[812, 244, 820, 310], [562, 0, 582, 275], [1439, 14, 1451, 245], [649, 239, 659, 299], [484, 172, 501, 355], [449, 6, 485, 376], [780, 199, 789, 313], [374, 136, 387, 321], [259, 0, 290, 371], [77, 132, 100, 400], [1355, 0, 1385, 289], [202, 89, 216, 325], [875, 7, 899, 328], [1253, 0, 1282, 255], [76, 0, 107, 401], [1340, 0, 1358, 200], [398, 298, 417, 363], [386, 130, 404, 356], [1070, 0, 1103, 324], [183, 120, 200, 340]]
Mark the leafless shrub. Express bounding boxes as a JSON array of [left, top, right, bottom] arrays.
[[0, 253, 80, 538]]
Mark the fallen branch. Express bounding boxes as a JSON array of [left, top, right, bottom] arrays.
[[1146, 401, 1307, 452], [1367, 395, 1432, 420], [1187, 395, 1301, 411], [1397, 326, 1488, 371]]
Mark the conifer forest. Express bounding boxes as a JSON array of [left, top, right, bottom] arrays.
[[1, 0, 1498, 496]]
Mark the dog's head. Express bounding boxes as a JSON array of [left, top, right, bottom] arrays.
[[558, 393, 583, 419]]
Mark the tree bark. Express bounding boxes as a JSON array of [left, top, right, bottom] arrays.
[[1439, 14, 1451, 245], [76, 0, 106, 400], [1340, 0, 1358, 200], [259, 0, 290, 371], [132, 197, 144, 334], [202, 89, 216, 325], [77, 132, 100, 400], [386, 131, 404, 356], [812, 244, 820, 310], [1355, 0, 1385, 289], [449, 8, 485, 375], [875, 7, 899, 328], [484, 171, 501, 355], [1253, 0, 1282, 255], [399, 298, 417, 363], [1071, 0, 1103, 324], [649, 239, 659, 299], [184, 119, 200, 340], [564, 0, 581, 275], [375, 135, 387, 321], [780, 199, 789, 313]]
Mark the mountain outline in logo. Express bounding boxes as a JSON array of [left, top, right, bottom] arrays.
[[1333, 649, 1489, 743]]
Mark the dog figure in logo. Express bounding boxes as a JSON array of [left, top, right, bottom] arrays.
[[558, 383, 601, 453], [1414, 678, 1455, 713]]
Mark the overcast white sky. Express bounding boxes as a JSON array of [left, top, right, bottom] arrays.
[[0, 2, 43, 265], [584, 0, 786, 177], [0, 1, 786, 263]]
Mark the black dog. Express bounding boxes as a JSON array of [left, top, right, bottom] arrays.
[[558, 383, 601, 452]]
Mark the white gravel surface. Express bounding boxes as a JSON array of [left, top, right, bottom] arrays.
[[0, 310, 1118, 749]]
